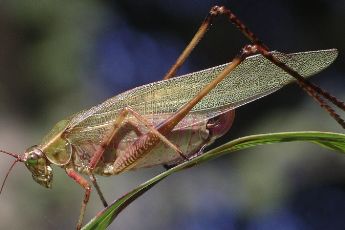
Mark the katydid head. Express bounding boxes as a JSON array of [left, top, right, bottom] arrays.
[[0, 146, 53, 197], [23, 146, 53, 188], [1, 119, 72, 191]]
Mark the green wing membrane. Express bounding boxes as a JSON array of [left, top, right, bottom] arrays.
[[66, 49, 338, 145]]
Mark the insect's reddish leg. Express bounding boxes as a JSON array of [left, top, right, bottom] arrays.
[[125, 108, 185, 160], [256, 47, 345, 128], [162, 5, 268, 81], [164, 5, 345, 128], [65, 167, 91, 230], [124, 108, 187, 159], [211, 6, 345, 128], [88, 107, 186, 171], [113, 45, 257, 173], [163, 16, 210, 80], [83, 119, 149, 209], [87, 120, 146, 208], [88, 109, 127, 169]]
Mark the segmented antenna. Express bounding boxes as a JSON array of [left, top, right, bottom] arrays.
[[0, 149, 21, 160], [0, 149, 23, 196]]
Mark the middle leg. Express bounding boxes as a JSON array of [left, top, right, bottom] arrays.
[[112, 45, 259, 174], [89, 173, 108, 207], [88, 106, 187, 172]]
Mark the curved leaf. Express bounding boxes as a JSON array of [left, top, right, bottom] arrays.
[[82, 131, 345, 230]]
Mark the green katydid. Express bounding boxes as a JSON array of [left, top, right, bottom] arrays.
[[1, 5, 344, 230]]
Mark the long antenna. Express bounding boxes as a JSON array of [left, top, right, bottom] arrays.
[[0, 149, 22, 160], [0, 159, 19, 195], [0, 149, 23, 196]]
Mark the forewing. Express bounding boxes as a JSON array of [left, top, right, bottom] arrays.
[[66, 49, 337, 147]]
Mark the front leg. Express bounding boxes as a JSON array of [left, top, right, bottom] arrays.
[[65, 167, 91, 230]]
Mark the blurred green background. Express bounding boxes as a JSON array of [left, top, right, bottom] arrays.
[[1, 0, 345, 229]]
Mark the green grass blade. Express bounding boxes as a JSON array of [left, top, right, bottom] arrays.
[[82, 131, 345, 230]]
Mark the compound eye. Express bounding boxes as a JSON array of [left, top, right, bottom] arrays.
[[27, 153, 39, 166]]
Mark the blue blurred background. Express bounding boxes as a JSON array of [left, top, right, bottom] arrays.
[[0, 0, 345, 229]]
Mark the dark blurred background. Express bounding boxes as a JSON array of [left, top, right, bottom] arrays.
[[0, 0, 345, 229]]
